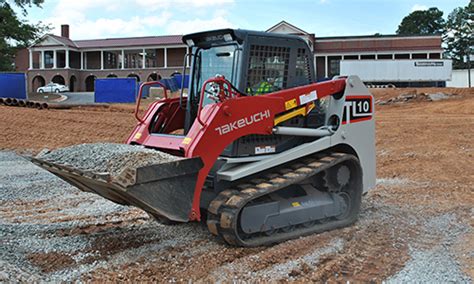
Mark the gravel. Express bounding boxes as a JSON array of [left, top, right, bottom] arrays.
[[36, 143, 181, 177], [386, 213, 471, 283], [0, 151, 206, 282]]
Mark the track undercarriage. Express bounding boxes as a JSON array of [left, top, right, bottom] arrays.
[[207, 152, 362, 246]]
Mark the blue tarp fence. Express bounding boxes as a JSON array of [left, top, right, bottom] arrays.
[[94, 75, 190, 103], [95, 78, 137, 103], [0, 73, 27, 99]]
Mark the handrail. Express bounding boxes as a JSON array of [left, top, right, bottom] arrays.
[[135, 81, 169, 123], [196, 76, 237, 126]]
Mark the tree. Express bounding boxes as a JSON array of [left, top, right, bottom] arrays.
[[444, 2, 474, 69], [396, 7, 445, 35], [0, 0, 48, 71]]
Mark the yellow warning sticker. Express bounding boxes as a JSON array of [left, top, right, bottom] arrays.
[[291, 202, 301, 207], [182, 137, 192, 145], [285, 99, 298, 110], [134, 132, 142, 139]]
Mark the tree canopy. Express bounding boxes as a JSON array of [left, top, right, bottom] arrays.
[[444, 2, 474, 68], [396, 7, 445, 35], [0, 0, 47, 71]]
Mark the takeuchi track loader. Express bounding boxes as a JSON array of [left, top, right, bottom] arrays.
[[31, 29, 376, 246]]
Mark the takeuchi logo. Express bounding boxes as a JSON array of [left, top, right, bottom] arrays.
[[215, 110, 271, 135]]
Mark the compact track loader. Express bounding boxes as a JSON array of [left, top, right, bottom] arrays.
[[31, 29, 376, 246]]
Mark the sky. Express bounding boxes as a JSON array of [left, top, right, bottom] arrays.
[[18, 0, 471, 40]]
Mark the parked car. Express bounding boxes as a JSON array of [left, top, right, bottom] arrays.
[[37, 83, 69, 93]]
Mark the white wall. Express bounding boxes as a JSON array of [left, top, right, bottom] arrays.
[[446, 69, 474, 88], [340, 59, 452, 82]]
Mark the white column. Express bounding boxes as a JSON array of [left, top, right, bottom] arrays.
[[40, 50, 45, 69], [65, 49, 70, 68], [101, 50, 104, 70], [121, 49, 125, 69], [29, 49, 33, 70], [53, 50, 57, 69], [409, 53, 413, 59], [164, 47, 168, 68], [392, 54, 395, 60], [358, 54, 361, 60], [80, 51, 84, 70], [142, 48, 146, 69], [324, 56, 328, 77]]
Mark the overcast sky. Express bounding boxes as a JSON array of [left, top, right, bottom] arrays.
[[20, 0, 470, 40]]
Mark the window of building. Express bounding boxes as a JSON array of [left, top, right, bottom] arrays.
[[246, 45, 290, 94], [394, 54, 410, 59], [377, 54, 393, 60], [56, 50, 66, 68], [44, 51, 54, 68], [167, 48, 186, 67], [85, 51, 101, 69], [124, 50, 143, 69], [69, 51, 81, 69], [328, 56, 342, 77], [412, 53, 428, 59], [104, 51, 121, 69], [343, 55, 358, 60], [145, 49, 158, 68], [360, 54, 376, 60]]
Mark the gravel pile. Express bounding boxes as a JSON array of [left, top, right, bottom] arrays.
[[36, 143, 182, 177], [0, 151, 207, 282]]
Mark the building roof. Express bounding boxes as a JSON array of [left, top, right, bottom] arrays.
[[48, 34, 78, 47], [31, 34, 184, 50], [316, 33, 442, 41], [266, 20, 310, 35], [74, 35, 183, 48]]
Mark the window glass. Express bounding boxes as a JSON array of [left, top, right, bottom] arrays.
[[246, 45, 290, 95], [295, 48, 312, 86], [193, 45, 239, 106]]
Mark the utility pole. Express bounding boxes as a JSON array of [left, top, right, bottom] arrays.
[[468, 56, 471, 88]]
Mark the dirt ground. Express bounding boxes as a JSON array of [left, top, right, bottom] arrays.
[[0, 87, 473, 281]]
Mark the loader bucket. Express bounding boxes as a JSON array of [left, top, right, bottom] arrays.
[[29, 156, 203, 222]]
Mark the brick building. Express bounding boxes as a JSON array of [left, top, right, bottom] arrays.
[[18, 21, 444, 92]]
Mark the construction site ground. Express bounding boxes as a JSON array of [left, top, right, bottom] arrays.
[[0, 87, 473, 282]]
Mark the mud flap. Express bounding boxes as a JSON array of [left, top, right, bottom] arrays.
[[29, 157, 203, 222]]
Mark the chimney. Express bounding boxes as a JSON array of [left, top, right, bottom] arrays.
[[61, 24, 69, 38]]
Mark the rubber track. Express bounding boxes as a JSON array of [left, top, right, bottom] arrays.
[[207, 152, 359, 247]]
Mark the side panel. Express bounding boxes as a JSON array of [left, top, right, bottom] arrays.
[[328, 76, 376, 192]]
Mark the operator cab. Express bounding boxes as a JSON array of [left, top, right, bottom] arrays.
[[182, 29, 317, 135], [146, 29, 323, 158]]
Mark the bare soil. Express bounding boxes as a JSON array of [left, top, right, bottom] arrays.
[[0, 87, 472, 281]]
